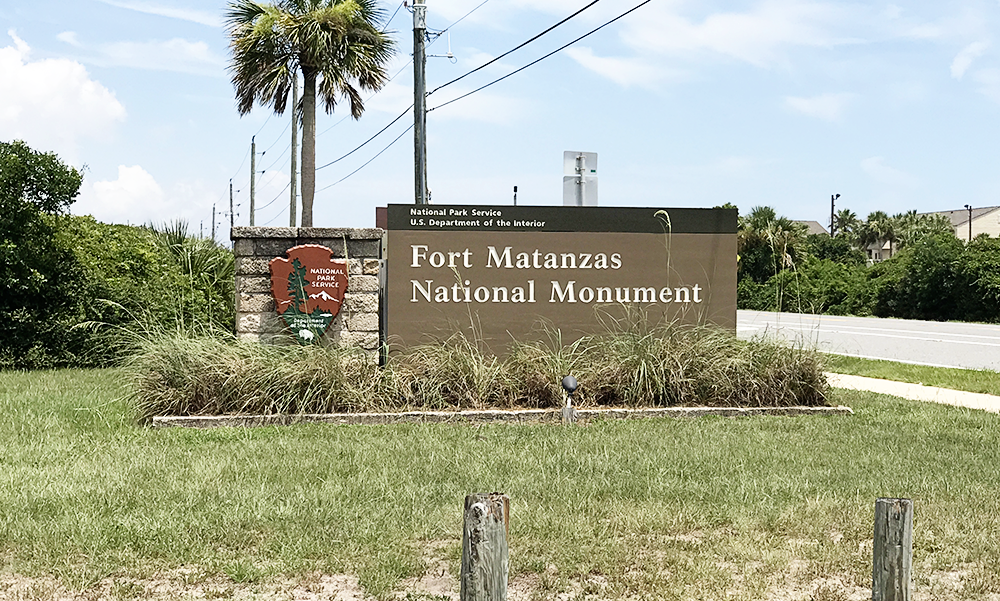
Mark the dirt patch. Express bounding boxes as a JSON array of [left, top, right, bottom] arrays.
[[0, 566, 989, 600]]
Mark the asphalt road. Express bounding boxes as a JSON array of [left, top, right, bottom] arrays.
[[737, 310, 1000, 372]]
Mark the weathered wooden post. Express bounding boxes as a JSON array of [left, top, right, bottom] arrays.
[[461, 493, 509, 601], [873, 497, 913, 601]]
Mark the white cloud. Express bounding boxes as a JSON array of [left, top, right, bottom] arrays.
[[564, 46, 669, 87], [79, 165, 166, 222], [96, 0, 221, 27], [0, 31, 126, 161], [624, 0, 848, 68], [76, 165, 239, 229], [860, 156, 918, 188], [951, 41, 989, 80], [98, 38, 223, 75], [57, 31, 81, 47], [784, 92, 855, 121]]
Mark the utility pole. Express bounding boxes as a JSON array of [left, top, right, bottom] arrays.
[[965, 204, 973, 242], [211, 204, 216, 241], [831, 193, 840, 237], [290, 77, 299, 227], [229, 178, 235, 230], [413, 0, 428, 205], [250, 136, 256, 226]]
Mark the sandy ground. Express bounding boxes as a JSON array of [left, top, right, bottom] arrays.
[[2, 562, 997, 601]]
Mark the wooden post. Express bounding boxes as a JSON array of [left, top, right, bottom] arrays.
[[873, 497, 913, 601], [461, 493, 509, 601]]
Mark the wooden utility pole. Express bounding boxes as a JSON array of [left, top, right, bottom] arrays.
[[413, 0, 428, 204], [873, 497, 913, 601], [461, 493, 509, 601], [229, 179, 235, 230], [249, 136, 256, 226], [290, 77, 299, 227], [211, 204, 216, 241]]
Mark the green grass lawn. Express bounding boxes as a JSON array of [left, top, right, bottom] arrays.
[[822, 353, 1000, 396], [2, 368, 999, 600]]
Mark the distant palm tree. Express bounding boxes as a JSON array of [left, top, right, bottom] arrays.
[[738, 206, 807, 280], [834, 208, 860, 242], [860, 211, 896, 259], [226, 0, 395, 227], [893, 210, 955, 249]]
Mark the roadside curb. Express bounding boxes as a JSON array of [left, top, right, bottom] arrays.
[[151, 405, 853, 429], [826, 372, 1000, 414]]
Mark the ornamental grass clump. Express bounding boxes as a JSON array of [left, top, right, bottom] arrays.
[[128, 333, 381, 420], [127, 318, 828, 420]]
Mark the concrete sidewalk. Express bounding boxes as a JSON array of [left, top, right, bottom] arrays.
[[826, 372, 1000, 414]]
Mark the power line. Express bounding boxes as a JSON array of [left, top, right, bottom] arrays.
[[230, 144, 251, 180], [429, 0, 651, 114], [316, 0, 484, 141], [316, 124, 413, 193], [256, 181, 291, 212], [261, 143, 291, 174], [262, 119, 291, 155], [436, 0, 490, 36], [253, 112, 272, 137], [382, 0, 404, 32], [427, 0, 600, 97], [316, 105, 412, 170]]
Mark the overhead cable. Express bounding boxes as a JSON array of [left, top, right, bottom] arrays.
[[316, 124, 413, 193], [315, 105, 412, 170], [429, 0, 651, 113], [427, 0, 600, 96]]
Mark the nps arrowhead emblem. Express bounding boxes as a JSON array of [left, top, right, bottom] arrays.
[[269, 244, 348, 344]]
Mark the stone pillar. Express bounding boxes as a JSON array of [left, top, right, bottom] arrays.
[[231, 227, 384, 362]]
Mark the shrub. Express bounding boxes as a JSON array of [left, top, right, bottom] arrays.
[[127, 318, 830, 419]]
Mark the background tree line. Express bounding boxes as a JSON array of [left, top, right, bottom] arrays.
[[1, 140, 234, 370], [737, 204, 1000, 322]]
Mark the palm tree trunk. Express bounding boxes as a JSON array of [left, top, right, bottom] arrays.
[[301, 68, 317, 228]]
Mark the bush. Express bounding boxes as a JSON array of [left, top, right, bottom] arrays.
[[956, 236, 1000, 322], [127, 318, 830, 419], [0, 141, 89, 369], [871, 234, 964, 321]]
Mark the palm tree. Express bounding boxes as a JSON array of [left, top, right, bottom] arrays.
[[226, 0, 394, 227], [834, 208, 860, 242], [737, 206, 807, 282], [859, 211, 896, 259]]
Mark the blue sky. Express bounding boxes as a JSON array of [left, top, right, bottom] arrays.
[[2, 0, 999, 243]]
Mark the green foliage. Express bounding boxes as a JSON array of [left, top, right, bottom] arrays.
[[0, 140, 89, 368], [737, 206, 808, 284], [805, 233, 866, 267], [892, 210, 955, 250], [738, 205, 1000, 323], [955, 235, 1000, 322], [765, 257, 874, 316], [0, 140, 235, 369], [871, 233, 964, 320]]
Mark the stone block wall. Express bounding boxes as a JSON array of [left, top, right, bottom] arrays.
[[232, 227, 384, 361]]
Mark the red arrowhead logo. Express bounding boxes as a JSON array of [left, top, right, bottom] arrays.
[[269, 244, 348, 344]]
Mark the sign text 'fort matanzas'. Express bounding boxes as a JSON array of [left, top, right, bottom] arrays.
[[385, 205, 737, 351]]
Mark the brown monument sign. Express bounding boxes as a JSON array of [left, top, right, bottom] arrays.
[[269, 244, 348, 344], [385, 205, 737, 352]]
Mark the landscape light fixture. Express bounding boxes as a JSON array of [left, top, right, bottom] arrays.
[[964, 204, 973, 241], [561, 375, 578, 424]]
